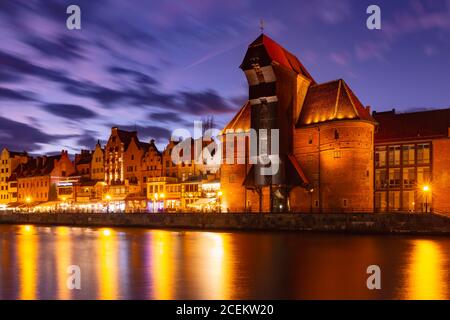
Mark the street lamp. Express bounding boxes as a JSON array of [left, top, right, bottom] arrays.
[[422, 185, 430, 213], [25, 197, 32, 213], [308, 188, 314, 214]]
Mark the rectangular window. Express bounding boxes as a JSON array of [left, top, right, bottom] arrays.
[[342, 199, 348, 207], [375, 192, 387, 212], [417, 143, 430, 164], [402, 191, 415, 212], [389, 168, 401, 188], [388, 145, 401, 166], [403, 168, 416, 188], [402, 145, 415, 165], [388, 191, 400, 211], [375, 169, 387, 190], [375, 146, 386, 167], [417, 167, 431, 185]]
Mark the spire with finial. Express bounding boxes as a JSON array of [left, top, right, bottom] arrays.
[[259, 18, 264, 34]]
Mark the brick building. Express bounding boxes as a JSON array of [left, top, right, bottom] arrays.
[[90, 141, 105, 181], [373, 108, 450, 213], [15, 150, 76, 204], [0, 148, 29, 205], [75, 149, 92, 180], [221, 34, 375, 213]]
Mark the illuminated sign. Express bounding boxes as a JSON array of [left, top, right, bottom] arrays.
[[57, 182, 73, 187]]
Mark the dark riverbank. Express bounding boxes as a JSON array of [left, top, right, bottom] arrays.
[[0, 212, 449, 235]]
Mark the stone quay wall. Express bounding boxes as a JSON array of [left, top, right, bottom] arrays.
[[0, 212, 449, 235]]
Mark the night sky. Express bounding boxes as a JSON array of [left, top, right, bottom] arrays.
[[1, 0, 450, 154]]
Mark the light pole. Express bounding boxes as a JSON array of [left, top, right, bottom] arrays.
[[308, 188, 314, 213], [422, 185, 430, 213], [25, 197, 32, 213]]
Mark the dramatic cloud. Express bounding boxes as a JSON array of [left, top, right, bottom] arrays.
[[149, 111, 186, 123], [0, 116, 63, 151], [0, 87, 36, 101], [0, 50, 72, 84], [40, 103, 98, 120], [176, 90, 235, 115], [77, 132, 101, 149], [25, 35, 85, 61], [108, 66, 158, 86]]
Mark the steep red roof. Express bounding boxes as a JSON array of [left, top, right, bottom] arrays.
[[243, 34, 316, 83], [296, 79, 375, 127], [374, 108, 450, 143]]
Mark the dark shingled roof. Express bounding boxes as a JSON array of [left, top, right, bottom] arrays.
[[76, 154, 92, 165], [9, 151, 28, 157], [374, 108, 450, 143], [139, 141, 150, 152], [296, 79, 375, 127], [15, 155, 62, 178], [116, 129, 138, 150]]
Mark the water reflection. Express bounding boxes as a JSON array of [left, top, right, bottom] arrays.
[[97, 228, 119, 300], [405, 240, 448, 300], [55, 227, 71, 300], [17, 225, 38, 300], [2, 225, 449, 300], [150, 230, 176, 299]]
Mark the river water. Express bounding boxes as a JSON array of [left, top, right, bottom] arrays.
[[0, 224, 448, 300]]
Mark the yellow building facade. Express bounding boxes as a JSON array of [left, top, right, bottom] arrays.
[[0, 148, 29, 205]]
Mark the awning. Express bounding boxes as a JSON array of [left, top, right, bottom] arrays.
[[187, 198, 216, 208], [33, 201, 62, 208]]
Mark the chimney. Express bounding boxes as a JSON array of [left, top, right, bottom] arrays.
[[42, 156, 48, 167], [365, 105, 371, 113]]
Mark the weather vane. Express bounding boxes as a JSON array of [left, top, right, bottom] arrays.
[[260, 19, 264, 33]]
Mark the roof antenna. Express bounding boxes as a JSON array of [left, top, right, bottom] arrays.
[[259, 18, 264, 34]]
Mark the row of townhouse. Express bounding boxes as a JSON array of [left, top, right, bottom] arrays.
[[1, 127, 220, 212]]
